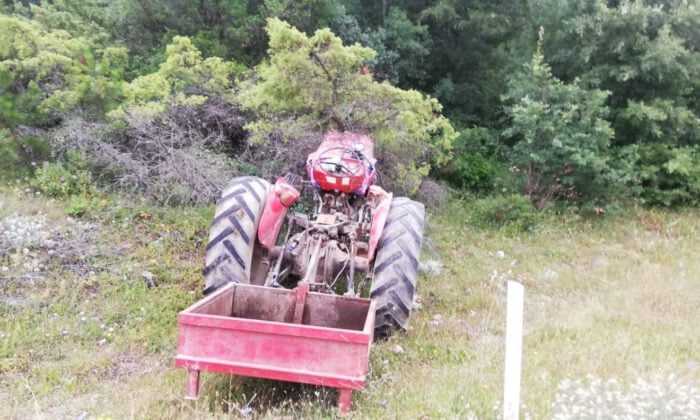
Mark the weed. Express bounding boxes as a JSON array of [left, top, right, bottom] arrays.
[[466, 194, 540, 232], [30, 161, 93, 198], [552, 374, 700, 419]]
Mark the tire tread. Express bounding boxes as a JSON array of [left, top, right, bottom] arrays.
[[204, 176, 270, 291], [370, 197, 425, 339]]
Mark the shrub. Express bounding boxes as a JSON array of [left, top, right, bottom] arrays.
[[445, 153, 496, 191], [441, 127, 499, 192], [52, 113, 237, 205], [502, 31, 617, 209], [108, 36, 242, 123], [0, 129, 51, 180], [470, 194, 538, 229], [39, 36, 247, 206], [0, 14, 126, 125], [416, 178, 449, 209], [239, 18, 457, 196], [617, 144, 700, 207], [30, 160, 92, 197]]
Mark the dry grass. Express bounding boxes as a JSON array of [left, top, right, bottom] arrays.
[[367, 204, 700, 418], [2, 190, 700, 418], [52, 114, 237, 205]]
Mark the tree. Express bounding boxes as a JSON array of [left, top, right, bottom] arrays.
[[618, 143, 700, 206], [0, 13, 125, 129], [503, 31, 616, 209], [240, 18, 456, 194], [108, 36, 241, 121], [51, 38, 248, 205], [529, 0, 700, 205], [532, 0, 700, 146], [331, 6, 430, 86], [418, 0, 528, 126], [18, 0, 115, 44]]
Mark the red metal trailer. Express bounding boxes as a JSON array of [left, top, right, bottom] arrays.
[[175, 282, 375, 413]]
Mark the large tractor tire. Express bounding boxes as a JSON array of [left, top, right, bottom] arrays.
[[203, 176, 270, 294], [370, 197, 425, 339]]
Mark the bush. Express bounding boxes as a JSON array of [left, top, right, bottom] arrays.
[[30, 159, 93, 197], [0, 14, 126, 125], [52, 113, 237, 205], [41, 36, 247, 206], [441, 127, 499, 192], [470, 194, 538, 229], [618, 144, 700, 207], [239, 18, 457, 196], [0, 129, 51, 180], [416, 178, 449, 209], [446, 153, 496, 190], [108, 36, 241, 122], [502, 35, 616, 209]]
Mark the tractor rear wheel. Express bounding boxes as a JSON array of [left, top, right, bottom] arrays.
[[370, 197, 425, 339], [203, 176, 270, 294]]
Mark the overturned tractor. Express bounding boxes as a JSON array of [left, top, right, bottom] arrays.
[[203, 131, 425, 337], [176, 131, 425, 411]]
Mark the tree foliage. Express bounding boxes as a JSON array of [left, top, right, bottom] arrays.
[[534, 0, 700, 145], [240, 18, 456, 194], [529, 0, 700, 206], [109, 36, 242, 121], [503, 34, 616, 208], [1, 0, 700, 207], [330, 6, 430, 86], [617, 143, 700, 207], [0, 14, 125, 127]]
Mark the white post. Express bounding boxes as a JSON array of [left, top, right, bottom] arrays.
[[503, 280, 524, 420]]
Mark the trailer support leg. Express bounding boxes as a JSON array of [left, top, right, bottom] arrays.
[[338, 388, 352, 413], [185, 369, 200, 400]]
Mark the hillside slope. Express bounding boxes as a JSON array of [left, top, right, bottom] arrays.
[[1, 189, 699, 418]]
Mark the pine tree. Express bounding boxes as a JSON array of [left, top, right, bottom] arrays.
[[503, 29, 616, 208]]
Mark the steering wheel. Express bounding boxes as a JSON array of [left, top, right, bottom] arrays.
[[317, 147, 364, 177]]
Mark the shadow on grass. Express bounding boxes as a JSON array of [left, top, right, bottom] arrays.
[[199, 374, 339, 416]]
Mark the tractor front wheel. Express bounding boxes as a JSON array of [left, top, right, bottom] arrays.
[[370, 197, 425, 339], [203, 176, 270, 294]]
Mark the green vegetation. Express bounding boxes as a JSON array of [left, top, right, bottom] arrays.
[[468, 194, 539, 232], [29, 150, 93, 197], [0, 129, 50, 180], [2, 1, 700, 418], [0, 14, 125, 125], [531, 0, 700, 208], [2, 189, 699, 417], [110, 35, 241, 121], [240, 18, 456, 194], [503, 34, 616, 209], [1, 0, 698, 207]]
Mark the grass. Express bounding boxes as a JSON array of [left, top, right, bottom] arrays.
[[1, 187, 699, 418]]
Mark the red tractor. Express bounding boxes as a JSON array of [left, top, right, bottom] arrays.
[[175, 132, 425, 411], [202, 131, 425, 337]]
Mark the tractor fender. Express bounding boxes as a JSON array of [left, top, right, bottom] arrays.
[[367, 185, 393, 260], [257, 177, 300, 250]]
